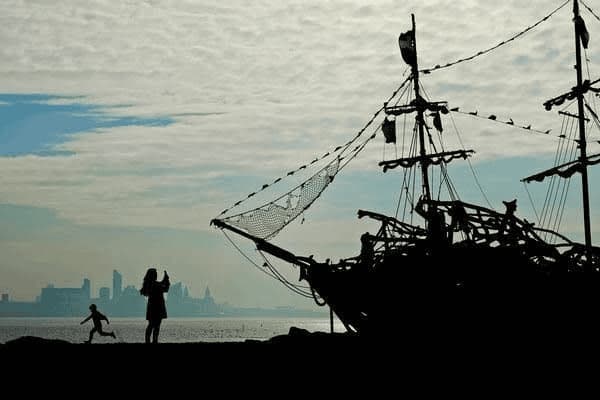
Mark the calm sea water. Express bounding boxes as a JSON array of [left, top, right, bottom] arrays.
[[0, 317, 346, 344]]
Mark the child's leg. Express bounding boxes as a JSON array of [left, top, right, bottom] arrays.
[[88, 327, 97, 342], [98, 328, 113, 337]]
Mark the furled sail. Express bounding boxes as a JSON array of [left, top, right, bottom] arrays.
[[379, 149, 474, 172], [522, 153, 600, 183]]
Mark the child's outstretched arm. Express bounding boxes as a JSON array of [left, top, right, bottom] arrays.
[[80, 315, 91, 324]]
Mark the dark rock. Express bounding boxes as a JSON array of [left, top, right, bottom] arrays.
[[288, 326, 310, 336], [4, 336, 71, 346]]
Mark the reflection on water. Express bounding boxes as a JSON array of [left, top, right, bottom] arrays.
[[0, 317, 346, 344]]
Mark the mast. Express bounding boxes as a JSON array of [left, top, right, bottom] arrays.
[[381, 15, 473, 193], [573, 0, 593, 257], [411, 14, 431, 201]]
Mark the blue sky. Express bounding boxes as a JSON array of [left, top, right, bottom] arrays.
[[1, 0, 599, 307], [0, 94, 170, 156]]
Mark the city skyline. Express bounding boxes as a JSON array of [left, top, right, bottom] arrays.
[[0, 268, 221, 317], [3, 268, 209, 303], [2, 262, 214, 303], [0, 268, 325, 318]]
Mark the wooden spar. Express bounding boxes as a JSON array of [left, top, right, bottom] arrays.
[[411, 14, 431, 201], [573, 0, 593, 259]]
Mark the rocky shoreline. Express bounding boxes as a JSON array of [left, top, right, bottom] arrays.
[[0, 327, 365, 361], [0, 326, 355, 346], [0, 327, 372, 377], [2, 325, 596, 382]]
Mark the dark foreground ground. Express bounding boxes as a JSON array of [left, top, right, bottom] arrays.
[[2, 326, 600, 393], [0, 327, 364, 364], [3, 325, 600, 367]]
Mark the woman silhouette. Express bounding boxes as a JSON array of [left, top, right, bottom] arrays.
[[140, 267, 170, 343]]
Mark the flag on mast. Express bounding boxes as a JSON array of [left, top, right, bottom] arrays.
[[398, 30, 416, 66]]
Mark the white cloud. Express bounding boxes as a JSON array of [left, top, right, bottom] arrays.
[[1, 0, 599, 305], [0, 0, 594, 218]]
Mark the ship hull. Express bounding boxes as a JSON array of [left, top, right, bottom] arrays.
[[306, 241, 600, 337]]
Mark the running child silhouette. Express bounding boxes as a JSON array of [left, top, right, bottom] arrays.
[[80, 304, 116, 343]]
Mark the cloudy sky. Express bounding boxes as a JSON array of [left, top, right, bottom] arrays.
[[1, 0, 599, 308]]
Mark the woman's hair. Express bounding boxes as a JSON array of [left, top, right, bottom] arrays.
[[140, 268, 158, 296]]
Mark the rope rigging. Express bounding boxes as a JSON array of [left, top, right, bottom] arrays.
[[221, 230, 315, 299], [218, 121, 380, 241], [581, 0, 600, 23], [524, 46, 600, 241], [527, 109, 580, 242], [523, 182, 541, 224], [550, 123, 578, 238], [385, 79, 488, 221], [452, 107, 554, 136], [419, 82, 459, 203], [420, 0, 571, 74], [215, 76, 413, 219], [448, 112, 494, 209], [393, 88, 418, 221], [258, 251, 315, 298], [585, 98, 600, 134]]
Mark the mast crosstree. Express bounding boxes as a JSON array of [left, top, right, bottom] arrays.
[[383, 15, 474, 200]]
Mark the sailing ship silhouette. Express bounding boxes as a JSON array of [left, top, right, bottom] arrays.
[[212, 0, 600, 337]]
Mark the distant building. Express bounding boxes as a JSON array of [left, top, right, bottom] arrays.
[[168, 282, 184, 303], [0, 298, 38, 316], [39, 279, 90, 316], [122, 285, 138, 297], [204, 286, 213, 302], [99, 287, 110, 302], [164, 283, 222, 316], [201, 286, 218, 314], [110, 284, 145, 317], [113, 270, 122, 301], [82, 278, 90, 299]]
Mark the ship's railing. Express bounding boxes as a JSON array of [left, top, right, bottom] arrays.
[[424, 200, 546, 247], [357, 208, 428, 246], [354, 201, 585, 262], [357, 209, 426, 235]]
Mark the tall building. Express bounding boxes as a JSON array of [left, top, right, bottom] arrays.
[[111, 284, 145, 317], [168, 282, 183, 303], [202, 286, 217, 314], [82, 278, 90, 299], [113, 270, 122, 301], [99, 287, 110, 302]]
